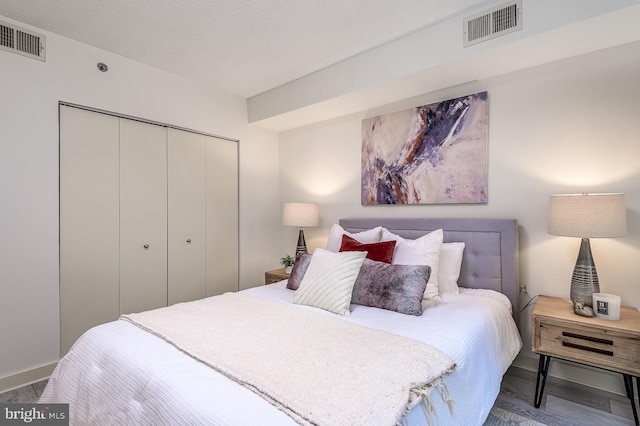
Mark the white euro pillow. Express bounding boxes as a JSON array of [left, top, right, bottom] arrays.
[[438, 242, 465, 294], [293, 248, 367, 316], [381, 228, 443, 302], [326, 224, 382, 252]]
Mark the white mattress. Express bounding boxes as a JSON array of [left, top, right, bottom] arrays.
[[41, 282, 522, 425]]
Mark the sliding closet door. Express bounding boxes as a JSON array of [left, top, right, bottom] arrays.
[[119, 120, 168, 314], [60, 106, 239, 355], [59, 106, 120, 355], [206, 136, 238, 296], [167, 129, 206, 305]]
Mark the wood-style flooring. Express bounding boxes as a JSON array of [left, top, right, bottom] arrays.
[[1, 366, 637, 425], [0, 379, 47, 404], [494, 366, 636, 425]]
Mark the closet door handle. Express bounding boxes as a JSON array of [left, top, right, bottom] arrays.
[[186, 239, 192, 244], [143, 244, 150, 249]]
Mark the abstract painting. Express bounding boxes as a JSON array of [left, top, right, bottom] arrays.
[[361, 91, 488, 205]]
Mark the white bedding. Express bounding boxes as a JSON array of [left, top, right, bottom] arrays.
[[41, 282, 522, 425]]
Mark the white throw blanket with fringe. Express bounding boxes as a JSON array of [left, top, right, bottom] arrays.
[[120, 292, 456, 426]]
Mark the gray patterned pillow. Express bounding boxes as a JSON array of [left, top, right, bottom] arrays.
[[351, 259, 431, 316], [286, 252, 312, 290]]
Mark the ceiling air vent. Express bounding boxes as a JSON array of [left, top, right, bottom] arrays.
[[464, 0, 522, 47], [0, 20, 46, 61]]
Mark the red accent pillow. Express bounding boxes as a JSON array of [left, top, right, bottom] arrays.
[[339, 234, 396, 264]]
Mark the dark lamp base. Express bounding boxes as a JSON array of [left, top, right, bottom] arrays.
[[295, 229, 308, 257], [570, 238, 599, 317]]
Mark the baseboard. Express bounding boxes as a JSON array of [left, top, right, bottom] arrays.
[[0, 362, 57, 394], [513, 353, 629, 398]]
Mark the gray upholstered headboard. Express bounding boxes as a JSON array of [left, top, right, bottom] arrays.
[[339, 218, 519, 322]]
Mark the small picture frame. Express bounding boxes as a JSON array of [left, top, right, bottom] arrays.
[[596, 300, 609, 316]]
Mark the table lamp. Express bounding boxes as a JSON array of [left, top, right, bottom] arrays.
[[547, 193, 626, 316], [283, 202, 319, 256]]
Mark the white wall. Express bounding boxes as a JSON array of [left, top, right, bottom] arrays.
[[251, 0, 640, 131], [0, 17, 280, 388], [279, 41, 640, 394], [240, 125, 282, 286]]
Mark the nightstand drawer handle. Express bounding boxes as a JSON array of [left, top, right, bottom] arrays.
[[562, 331, 613, 346], [562, 341, 614, 356]]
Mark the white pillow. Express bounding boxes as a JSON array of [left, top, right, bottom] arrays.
[[326, 224, 382, 252], [438, 242, 465, 294], [381, 228, 443, 302], [293, 248, 367, 315]]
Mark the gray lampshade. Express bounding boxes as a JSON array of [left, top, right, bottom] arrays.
[[548, 193, 627, 238], [283, 202, 319, 257], [282, 203, 319, 227]]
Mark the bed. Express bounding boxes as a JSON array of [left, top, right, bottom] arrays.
[[41, 217, 522, 425]]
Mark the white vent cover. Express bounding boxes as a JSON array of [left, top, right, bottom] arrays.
[[464, 0, 522, 47], [0, 20, 46, 61]]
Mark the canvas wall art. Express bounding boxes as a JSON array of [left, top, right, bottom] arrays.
[[361, 91, 488, 205]]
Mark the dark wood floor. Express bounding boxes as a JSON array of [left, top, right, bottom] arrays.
[[1, 367, 637, 425]]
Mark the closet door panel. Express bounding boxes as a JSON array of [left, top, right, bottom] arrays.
[[167, 129, 206, 305], [119, 119, 168, 314], [59, 106, 120, 355], [206, 137, 239, 296]]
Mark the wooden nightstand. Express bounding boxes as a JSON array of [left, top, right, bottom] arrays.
[[265, 268, 290, 285], [532, 295, 640, 424]]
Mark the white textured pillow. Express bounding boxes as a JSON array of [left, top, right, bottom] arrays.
[[381, 228, 443, 302], [326, 224, 382, 252], [293, 248, 367, 315], [438, 242, 465, 294]]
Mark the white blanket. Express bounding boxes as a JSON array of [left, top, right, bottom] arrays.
[[41, 283, 522, 425], [120, 293, 456, 426]]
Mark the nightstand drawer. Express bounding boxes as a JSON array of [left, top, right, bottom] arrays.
[[265, 276, 284, 284], [265, 268, 290, 285], [535, 320, 640, 376]]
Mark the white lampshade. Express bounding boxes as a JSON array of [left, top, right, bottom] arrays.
[[282, 203, 319, 227], [548, 193, 627, 238]]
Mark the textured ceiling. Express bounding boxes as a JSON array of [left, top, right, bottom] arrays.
[[0, 0, 492, 98]]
